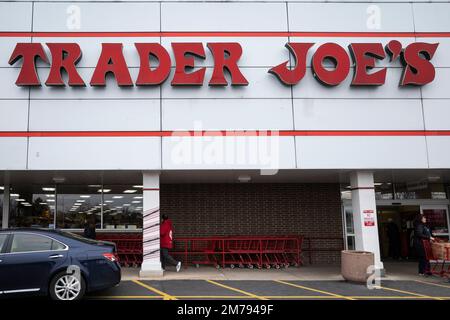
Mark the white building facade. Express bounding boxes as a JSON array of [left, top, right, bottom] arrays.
[[0, 0, 450, 275]]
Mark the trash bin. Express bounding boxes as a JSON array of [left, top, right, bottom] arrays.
[[341, 250, 374, 283]]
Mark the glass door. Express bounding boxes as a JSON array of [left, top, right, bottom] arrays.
[[343, 205, 356, 250], [420, 205, 450, 239]]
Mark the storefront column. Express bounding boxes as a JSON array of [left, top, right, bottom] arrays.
[[350, 171, 384, 271], [140, 171, 163, 277], [2, 175, 9, 229]]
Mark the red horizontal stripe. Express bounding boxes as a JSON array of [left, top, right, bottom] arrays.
[[1, 130, 450, 137], [0, 31, 450, 38]]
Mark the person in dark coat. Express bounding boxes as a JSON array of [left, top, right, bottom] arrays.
[[160, 214, 181, 272], [83, 218, 96, 240], [413, 214, 435, 275], [386, 218, 401, 260]]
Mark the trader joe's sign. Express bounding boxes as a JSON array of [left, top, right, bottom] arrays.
[[9, 40, 438, 87]]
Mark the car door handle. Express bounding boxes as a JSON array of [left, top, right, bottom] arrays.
[[48, 254, 64, 259]]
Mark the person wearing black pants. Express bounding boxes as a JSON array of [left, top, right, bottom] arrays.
[[413, 214, 435, 276]]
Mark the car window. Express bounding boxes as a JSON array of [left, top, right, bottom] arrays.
[[0, 234, 8, 252], [51, 240, 66, 251], [11, 234, 53, 253]]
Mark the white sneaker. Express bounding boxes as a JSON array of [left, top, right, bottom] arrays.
[[176, 261, 181, 272]]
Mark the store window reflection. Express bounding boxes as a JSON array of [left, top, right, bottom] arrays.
[[102, 185, 143, 230], [9, 185, 56, 228], [56, 185, 101, 229]]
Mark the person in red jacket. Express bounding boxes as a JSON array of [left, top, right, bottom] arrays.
[[160, 214, 181, 272]]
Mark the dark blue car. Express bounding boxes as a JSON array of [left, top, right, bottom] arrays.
[[0, 228, 121, 300]]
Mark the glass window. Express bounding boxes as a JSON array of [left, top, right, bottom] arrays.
[[102, 185, 143, 230], [375, 183, 393, 200], [0, 234, 8, 252], [0, 189, 3, 227], [423, 209, 449, 234], [56, 185, 101, 229], [11, 234, 53, 253], [9, 185, 56, 228], [51, 240, 66, 251], [394, 183, 447, 200]]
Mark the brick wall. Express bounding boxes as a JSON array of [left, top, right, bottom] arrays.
[[160, 183, 343, 264]]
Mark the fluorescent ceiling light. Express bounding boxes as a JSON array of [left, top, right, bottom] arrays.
[[10, 194, 19, 197], [45, 194, 55, 198], [76, 200, 85, 203], [98, 189, 111, 193], [80, 195, 91, 198], [132, 185, 143, 188], [47, 199, 55, 203], [112, 196, 123, 199], [132, 201, 141, 204], [15, 199, 25, 202], [105, 200, 114, 203], [123, 190, 137, 193], [133, 196, 143, 199], [42, 187, 55, 192], [40, 202, 48, 205], [0, 186, 4, 190], [123, 204, 131, 206]]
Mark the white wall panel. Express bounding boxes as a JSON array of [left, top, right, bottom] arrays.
[[427, 136, 450, 168], [162, 68, 290, 99], [30, 68, 160, 99], [0, 2, 32, 31], [28, 137, 161, 170], [296, 136, 428, 169], [33, 2, 160, 32], [413, 3, 450, 32], [160, 37, 289, 67], [292, 67, 420, 99], [294, 99, 424, 130], [162, 99, 293, 131], [161, 3, 287, 31], [0, 100, 29, 131], [0, 68, 30, 99], [0, 138, 27, 169], [162, 136, 296, 169], [0, 37, 32, 68], [423, 99, 450, 130], [288, 3, 414, 32], [29, 100, 160, 131], [34, 37, 160, 68], [421, 68, 450, 99]]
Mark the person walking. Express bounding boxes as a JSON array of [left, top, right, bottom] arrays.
[[386, 218, 401, 260], [83, 218, 96, 240], [413, 214, 435, 276], [160, 214, 181, 272]]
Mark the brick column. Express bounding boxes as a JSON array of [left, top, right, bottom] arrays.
[[140, 171, 163, 277], [350, 171, 384, 271]]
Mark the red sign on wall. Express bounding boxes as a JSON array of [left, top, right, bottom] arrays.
[[363, 210, 375, 227], [8, 41, 439, 87]]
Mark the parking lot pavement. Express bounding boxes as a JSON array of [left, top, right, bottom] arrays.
[[88, 279, 450, 300]]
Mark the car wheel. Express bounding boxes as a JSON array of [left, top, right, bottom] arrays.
[[49, 271, 86, 301]]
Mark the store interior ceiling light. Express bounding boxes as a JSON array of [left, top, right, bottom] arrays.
[[0, 186, 4, 190], [42, 187, 56, 191], [10, 194, 19, 197], [132, 201, 141, 204], [88, 185, 102, 187], [80, 195, 91, 198], [112, 196, 123, 199], [45, 194, 55, 197], [133, 185, 143, 188], [98, 189, 111, 193], [133, 196, 143, 199], [76, 200, 85, 203], [123, 190, 137, 193], [47, 199, 55, 202], [15, 198, 25, 202], [105, 200, 114, 203], [123, 204, 131, 206]]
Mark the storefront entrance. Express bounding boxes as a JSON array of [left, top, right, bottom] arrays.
[[376, 204, 450, 260]]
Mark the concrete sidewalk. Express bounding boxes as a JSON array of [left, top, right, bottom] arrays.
[[122, 261, 449, 283]]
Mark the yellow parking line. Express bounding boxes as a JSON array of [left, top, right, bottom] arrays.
[[175, 296, 253, 299], [375, 285, 443, 300], [275, 280, 355, 300], [206, 280, 268, 300], [90, 295, 164, 299], [414, 280, 450, 290], [132, 280, 177, 300]]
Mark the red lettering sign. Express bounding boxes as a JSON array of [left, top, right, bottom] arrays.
[[8, 41, 439, 88]]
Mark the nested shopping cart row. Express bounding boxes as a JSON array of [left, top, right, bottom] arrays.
[[171, 236, 303, 269]]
